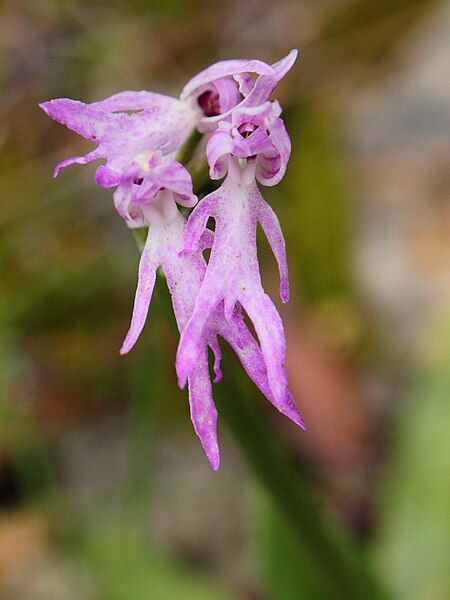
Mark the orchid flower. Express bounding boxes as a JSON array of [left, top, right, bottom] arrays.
[[39, 50, 298, 186], [40, 50, 304, 469], [114, 153, 304, 469], [176, 101, 297, 417]]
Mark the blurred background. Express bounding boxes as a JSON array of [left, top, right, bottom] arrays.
[[0, 0, 449, 598]]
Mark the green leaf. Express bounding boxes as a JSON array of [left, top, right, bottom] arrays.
[[78, 527, 237, 600], [375, 313, 450, 599]]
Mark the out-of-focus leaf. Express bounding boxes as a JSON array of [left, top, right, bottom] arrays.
[[216, 364, 386, 600], [279, 103, 353, 304], [79, 527, 237, 600], [375, 312, 450, 599], [253, 489, 334, 600]]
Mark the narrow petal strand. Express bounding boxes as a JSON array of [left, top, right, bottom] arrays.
[[181, 196, 217, 254], [187, 355, 220, 470], [120, 232, 159, 355], [220, 314, 304, 428], [256, 191, 290, 302]]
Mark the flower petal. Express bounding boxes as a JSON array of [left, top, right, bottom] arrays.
[[244, 49, 298, 107], [256, 193, 290, 303], [181, 194, 218, 254], [206, 125, 233, 180], [187, 355, 220, 470], [181, 59, 273, 100], [40, 94, 197, 181], [90, 90, 178, 112], [222, 316, 305, 428], [239, 290, 288, 406], [151, 160, 197, 208], [119, 231, 159, 355], [40, 99, 119, 141], [256, 114, 291, 186]]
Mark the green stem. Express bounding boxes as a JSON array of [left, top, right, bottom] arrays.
[[216, 371, 387, 600], [175, 129, 203, 166]]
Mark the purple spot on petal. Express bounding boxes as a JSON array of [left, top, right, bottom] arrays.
[[197, 90, 221, 117]]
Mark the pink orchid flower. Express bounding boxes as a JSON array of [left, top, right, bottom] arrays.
[[39, 50, 297, 185], [39, 50, 304, 469], [115, 153, 304, 468], [176, 101, 301, 421]]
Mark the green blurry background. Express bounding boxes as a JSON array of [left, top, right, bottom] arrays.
[[0, 1, 449, 598]]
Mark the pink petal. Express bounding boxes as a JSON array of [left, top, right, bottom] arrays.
[[244, 49, 298, 107], [181, 59, 273, 100], [90, 90, 177, 112], [120, 232, 159, 355], [256, 192, 290, 302], [222, 316, 304, 428], [40, 94, 197, 181], [181, 195, 217, 254], [256, 115, 291, 186], [187, 356, 220, 470]]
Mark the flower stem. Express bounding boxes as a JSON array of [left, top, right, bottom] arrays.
[[176, 128, 203, 166], [216, 371, 387, 600]]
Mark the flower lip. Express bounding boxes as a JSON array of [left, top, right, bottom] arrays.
[[114, 154, 197, 226]]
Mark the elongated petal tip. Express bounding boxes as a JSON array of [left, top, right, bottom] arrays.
[[280, 282, 290, 303], [272, 49, 299, 79], [208, 451, 220, 471], [292, 410, 307, 431], [119, 336, 136, 356], [38, 101, 50, 114], [176, 353, 190, 387], [282, 392, 306, 430], [176, 336, 199, 387]]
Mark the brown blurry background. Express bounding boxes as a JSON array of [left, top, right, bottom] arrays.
[[0, 1, 449, 599]]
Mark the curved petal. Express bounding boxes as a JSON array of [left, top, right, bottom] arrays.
[[181, 59, 273, 100], [239, 290, 288, 406], [120, 231, 159, 355], [182, 194, 218, 254], [221, 316, 305, 428], [40, 99, 120, 140], [206, 125, 233, 179], [176, 288, 222, 388], [151, 160, 197, 208], [243, 49, 298, 107], [194, 50, 298, 131], [256, 115, 291, 186], [256, 192, 290, 302], [53, 148, 103, 178], [187, 356, 220, 470]]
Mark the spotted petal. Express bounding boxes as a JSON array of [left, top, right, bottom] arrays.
[[40, 93, 198, 185]]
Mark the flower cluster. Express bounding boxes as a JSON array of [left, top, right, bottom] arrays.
[[40, 50, 305, 469]]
